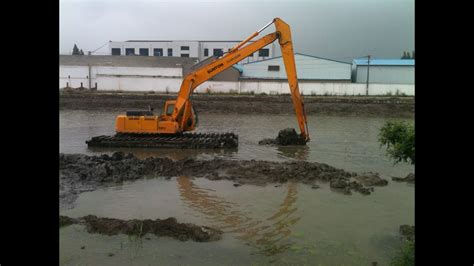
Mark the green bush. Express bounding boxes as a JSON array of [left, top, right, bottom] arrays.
[[391, 241, 414, 266], [379, 120, 415, 165]]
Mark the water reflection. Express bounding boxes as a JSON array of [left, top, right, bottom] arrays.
[[177, 176, 300, 255], [276, 145, 310, 161]]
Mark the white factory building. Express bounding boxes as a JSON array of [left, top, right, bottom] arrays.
[[241, 53, 352, 81], [60, 54, 414, 96], [59, 55, 199, 92], [109, 40, 275, 63], [352, 59, 415, 84]]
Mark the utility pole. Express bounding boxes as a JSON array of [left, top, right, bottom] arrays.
[[88, 64, 92, 90], [366, 55, 371, 96]]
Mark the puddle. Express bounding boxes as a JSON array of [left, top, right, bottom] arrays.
[[61, 176, 413, 265]]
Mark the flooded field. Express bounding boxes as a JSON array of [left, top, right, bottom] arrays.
[[60, 110, 414, 265]]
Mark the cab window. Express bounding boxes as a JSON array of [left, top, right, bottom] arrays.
[[166, 104, 175, 115]]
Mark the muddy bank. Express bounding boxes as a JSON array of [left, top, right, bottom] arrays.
[[59, 92, 414, 118], [60, 152, 388, 208], [60, 215, 222, 242], [399, 225, 415, 242], [392, 173, 415, 184]]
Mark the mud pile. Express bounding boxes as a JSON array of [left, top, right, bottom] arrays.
[[60, 152, 388, 207], [399, 224, 415, 242], [259, 128, 307, 146], [60, 215, 222, 242], [392, 173, 415, 184]]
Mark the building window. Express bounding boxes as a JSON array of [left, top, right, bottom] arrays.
[[259, 49, 269, 57], [181, 46, 190, 50], [181, 54, 189, 57], [139, 48, 149, 56], [168, 48, 173, 56], [125, 48, 135, 55], [268, 65, 280, 71], [111, 48, 121, 56], [204, 48, 209, 57], [248, 53, 253, 58], [153, 48, 163, 56], [213, 49, 223, 56]]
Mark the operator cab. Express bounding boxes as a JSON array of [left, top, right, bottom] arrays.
[[162, 100, 176, 117]]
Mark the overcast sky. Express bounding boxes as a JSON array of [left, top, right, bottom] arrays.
[[60, 0, 414, 61]]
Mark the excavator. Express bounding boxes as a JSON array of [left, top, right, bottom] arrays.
[[87, 18, 309, 149]]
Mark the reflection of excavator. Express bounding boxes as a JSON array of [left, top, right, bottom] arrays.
[[87, 18, 309, 149], [177, 176, 300, 255]]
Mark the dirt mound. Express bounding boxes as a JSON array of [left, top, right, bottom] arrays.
[[60, 152, 388, 208], [259, 128, 307, 146], [355, 172, 389, 186], [60, 93, 415, 118], [60, 215, 78, 227], [60, 215, 222, 242], [392, 173, 415, 184], [399, 224, 415, 242]]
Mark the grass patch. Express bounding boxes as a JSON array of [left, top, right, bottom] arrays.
[[391, 241, 414, 266]]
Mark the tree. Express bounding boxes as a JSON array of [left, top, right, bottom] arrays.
[[401, 51, 414, 59], [79, 49, 84, 55], [411, 50, 415, 59], [378, 120, 415, 165], [72, 44, 80, 55]]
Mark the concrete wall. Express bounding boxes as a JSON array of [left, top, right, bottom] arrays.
[[59, 65, 184, 91], [355, 65, 414, 84], [238, 81, 414, 96], [59, 66, 90, 88], [191, 81, 414, 96], [242, 54, 352, 81]]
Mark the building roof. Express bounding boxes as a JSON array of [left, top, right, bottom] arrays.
[[123, 40, 252, 43], [59, 55, 199, 68], [353, 59, 415, 66], [242, 53, 351, 65], [232, 64, 243, 73]]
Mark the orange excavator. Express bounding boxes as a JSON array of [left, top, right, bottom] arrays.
[[87, 18, 309, 149]]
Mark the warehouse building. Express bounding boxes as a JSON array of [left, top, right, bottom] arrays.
[[60, 55, 198, 91], [108, 40, 275, 63], [236, 53, 354, 95], [352, 59, 415, 84], [240, 53, 352, 81], [59, 54, 414, 96], [59, 55, 241, 92]]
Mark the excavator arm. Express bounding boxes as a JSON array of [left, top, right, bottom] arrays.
[[172, 18, 310, 142]]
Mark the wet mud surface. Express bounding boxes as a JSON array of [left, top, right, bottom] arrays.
[[60, 215, 222, 242], [60, 152, 389, 208], [60, 92, 414, 118], [258, 128, 307, 146], [392, 173, 415, 184], [399, 225, 415, 242]]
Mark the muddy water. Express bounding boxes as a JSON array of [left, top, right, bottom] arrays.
[[60, 110, 413, 176], [60, 110, 414, 265]]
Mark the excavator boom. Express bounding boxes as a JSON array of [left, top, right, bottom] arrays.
[[172, 18, 309, 141]]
